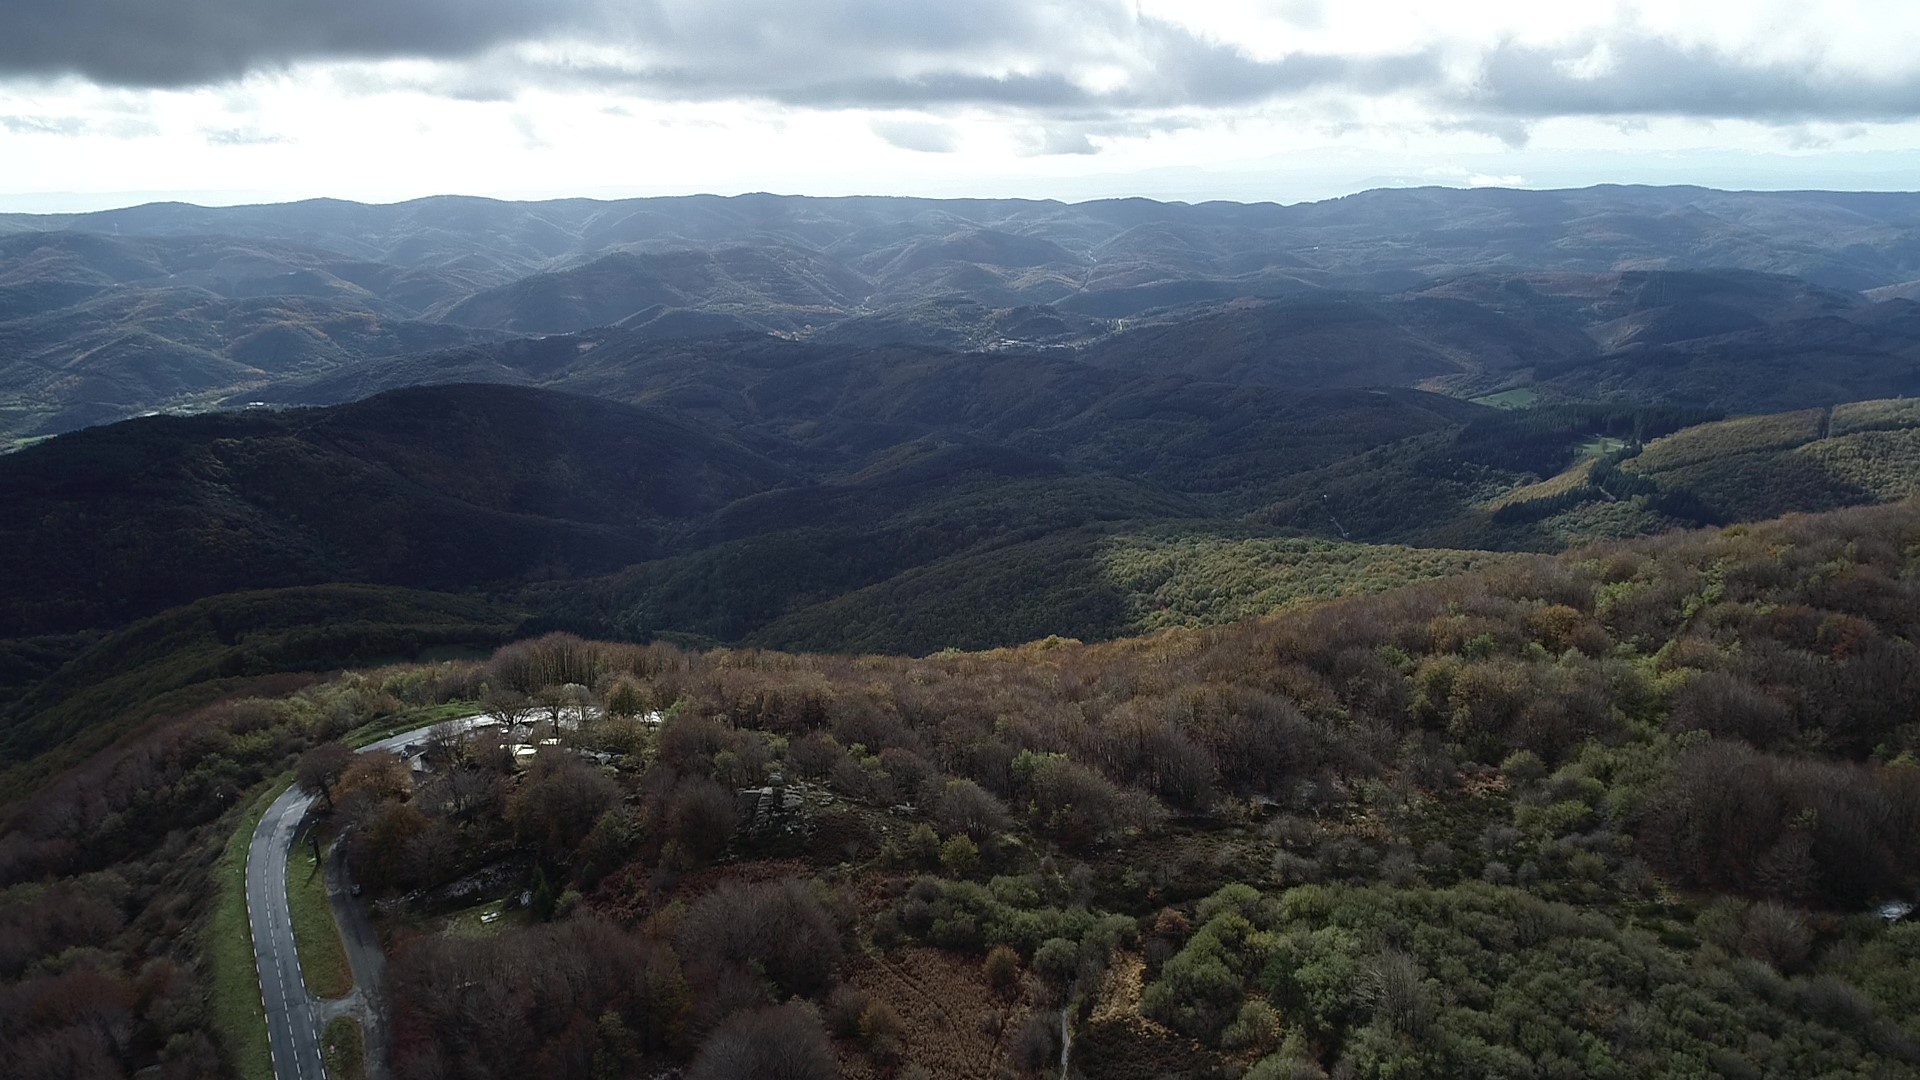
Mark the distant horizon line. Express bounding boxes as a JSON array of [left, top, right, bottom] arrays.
[[5, 180, 1920, 217]]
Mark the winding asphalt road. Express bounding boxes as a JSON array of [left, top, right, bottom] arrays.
[[246, 727, 437, 1080], [247, 783, 330, 1080]]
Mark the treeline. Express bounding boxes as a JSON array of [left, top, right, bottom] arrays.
[[1490, 446, 1720, 528], [681, 501, 1914, 908], [1480, 398, 1920, 543], [1256, 403, 1730, 550], [1453, 403, 1719, 475], [0, 584, 521, 791], [389, 498, 1920, 914]]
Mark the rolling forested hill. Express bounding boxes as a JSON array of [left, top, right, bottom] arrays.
[[3, 383, 1917, 784], [7, 185, 1920, 811], [9, 186, 1920, 448]]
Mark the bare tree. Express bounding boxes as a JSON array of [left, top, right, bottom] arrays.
[[507, 757, 619, 862], [665, 777, 738, 867], [482, 685, 539, 739], [443, 767, 504, 822], [686, 1003, 838, 1080], [296, 743, 354, 810], [675, 879, 844, 1001], [536, 685, 579, 739], [425, 719, 466, 765]]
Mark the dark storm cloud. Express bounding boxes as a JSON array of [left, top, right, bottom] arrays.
[[1464, 33, 1920, 123], [431, 16, 1443, 115], [570, 68, 1100, 111], [1124, 20, 1442, 107], [1, 0, 1436, 113], [8, 0, 1920, 137], [0, 0, 1094, 89], [0, 0, 602, 86]]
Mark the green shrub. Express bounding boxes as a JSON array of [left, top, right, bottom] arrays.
[[939, 834, 981, 878]]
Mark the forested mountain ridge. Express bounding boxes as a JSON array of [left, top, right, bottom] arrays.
[[0, 361, 1494, 774], [11, 186, 1920, 290], [6, 382, 1919, 786], [6, 496, 1920, 1079], [1257, 396, 1920, 551], [18, 373, 1903, 661], [10, 186, 1920, 448], [0, 383, 790, 634]]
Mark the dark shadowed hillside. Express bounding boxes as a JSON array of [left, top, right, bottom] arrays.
[[434, 247, 868, 334], [0, 584, 523, 779], [0, 358, 1483, 648], [1532, 305, 1920, 412], [247, 327, 1490, 501], [1082, 293, 1595, 392], [0, 384, 789, 636]]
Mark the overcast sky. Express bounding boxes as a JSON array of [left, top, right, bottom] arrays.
[[5, 0, 1920, 209]]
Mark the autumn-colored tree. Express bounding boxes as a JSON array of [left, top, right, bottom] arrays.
[[932, 778, 1011, 841], [984, 945, 1021, 992], [506, 756, 618, 864], [787, 731, 846, 778], [685, 1003, 837, 1080], [334, 751, 411, 811], [352, 801, 429, 892], [663, 776, 738, 867], [296, 742, 354, 809], [674, 879, 844, 1000]]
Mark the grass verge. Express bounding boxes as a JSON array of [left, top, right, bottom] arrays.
[[347, 700, 477, 748], [323, 1016, 368, 1080], [207, 775, 290, 1080], [210, 705, 464, 1073], [440, 895, 521, 939], [289, 823, 354, 999]]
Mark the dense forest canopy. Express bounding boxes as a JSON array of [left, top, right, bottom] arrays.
[[4, 498, 1919, 1078]]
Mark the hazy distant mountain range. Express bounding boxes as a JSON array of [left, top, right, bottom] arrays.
[[6, 185, 1920, 446], [8, 184, 1920, 773]]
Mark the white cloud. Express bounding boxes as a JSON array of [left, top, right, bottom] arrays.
[[870, 118, 959, 153], [4, 2, 1920, 205]]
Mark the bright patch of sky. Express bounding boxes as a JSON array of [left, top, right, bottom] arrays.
[[2, 1, 1918, 209]]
